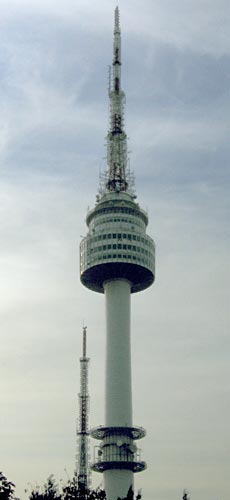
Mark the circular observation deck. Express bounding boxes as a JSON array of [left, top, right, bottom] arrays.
[[91, 460, 146, 473], [80, 192, 155, 293], [90, 425, 146, 441], [90, 425, 146, 474]]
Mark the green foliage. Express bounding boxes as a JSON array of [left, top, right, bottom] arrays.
[[28, 476, 61, 500], [29, 477, 141, 500], [28, 476, 106, 500], [117, 486, 141, 500], [62, 476, 106, 500], [182, 490, 190, 500], [0, 472, 18, 500], [1, 472, 142, 500]]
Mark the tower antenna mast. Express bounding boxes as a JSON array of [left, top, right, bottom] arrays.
[[76, 326, 90, 489], [106, 6, 128, 194]]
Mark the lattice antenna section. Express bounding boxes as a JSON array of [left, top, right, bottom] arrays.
[[76, 326, 91, 488], [126, 159, 136, 198], [96, 7, 137, 199], [105, 6, 129, 194]]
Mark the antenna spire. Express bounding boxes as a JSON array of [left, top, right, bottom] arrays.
[[106, 7, 128, 193], [114, 6, 120, 33], [83, 325, 87, 357]]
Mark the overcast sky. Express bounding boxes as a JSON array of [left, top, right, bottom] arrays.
[[0, 1, 229, 500]]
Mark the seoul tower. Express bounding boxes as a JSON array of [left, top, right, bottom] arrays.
[[80, 7, 155, 500]]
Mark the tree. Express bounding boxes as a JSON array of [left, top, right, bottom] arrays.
[[29, 476, 141, 500], [62, 477, 106, 500], [28, 476, 61, 500], [29, 476, 106, 500], [117, 486, 142, 500], [0, 472, 18, 500], [182, 490, 190, 500]]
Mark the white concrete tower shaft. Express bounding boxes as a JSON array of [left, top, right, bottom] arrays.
[[80, 7, 155, 500], [105, 280, 132, 427], [104, 279, 133, 499]]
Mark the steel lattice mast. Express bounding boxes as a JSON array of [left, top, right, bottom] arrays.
[[106, 6, 128, 193], [80, 7, 155, 500], [76, 326, 90, 489]]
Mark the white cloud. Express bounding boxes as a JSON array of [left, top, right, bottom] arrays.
[[1, 0, 230, 55]]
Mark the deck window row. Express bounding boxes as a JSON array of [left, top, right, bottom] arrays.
[[88, 233, 153, 246], [88, 244, 153, 258]]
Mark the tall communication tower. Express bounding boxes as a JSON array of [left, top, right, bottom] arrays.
[[80, 7, 155, 500], [76, 326, 90, 489]]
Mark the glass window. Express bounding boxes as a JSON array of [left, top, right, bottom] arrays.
[[133, 245, 136, 251], [118, 244, 122, 249], [103, 234, 106, 240], [123, 244, 127, 249], [128, 245, 131, 250], [123, 233, 127, 239], [113, 244, 117, 249], [113, 234, 116, 239], [103, 245, 106, 250], [108, 234, 112, 239], [118, 254, 122, 258], [118, 233, 121, 239], [108, 244, 111, 250], [128, 234, 131, 240], [133, 235, 136, 241]]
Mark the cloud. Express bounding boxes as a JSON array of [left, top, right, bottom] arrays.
[[122, 0, 230, 56], [0, 2, 229, 500]]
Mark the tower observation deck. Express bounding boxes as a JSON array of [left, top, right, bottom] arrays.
[[80, 7, 155, 500]]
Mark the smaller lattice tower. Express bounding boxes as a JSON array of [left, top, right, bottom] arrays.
[[75, 326, 90, 488]]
